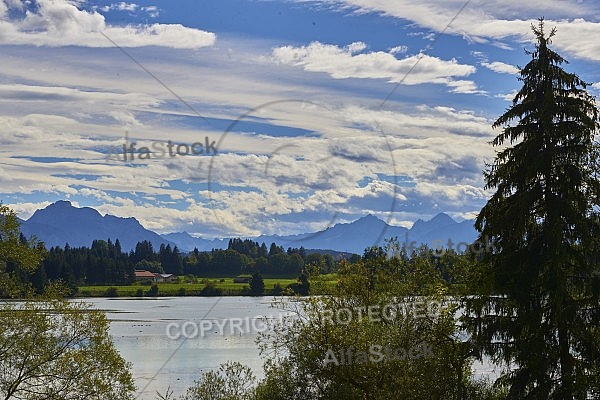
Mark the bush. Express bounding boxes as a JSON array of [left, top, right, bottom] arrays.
[[200, 283, 222, 296], [146, 283, 159, 297], [0, 299, 135, 398], [104, 287, 118, 297], [249, 272, 265, 296], [271, 283, 283, 296]]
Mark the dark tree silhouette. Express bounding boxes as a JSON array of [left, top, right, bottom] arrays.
[[249, 272, 264, 296], [464, 19, 600, 399]]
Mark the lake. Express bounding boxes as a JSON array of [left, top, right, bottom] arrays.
[[83, 297, 501, 399], [84, 296, 294, 399]]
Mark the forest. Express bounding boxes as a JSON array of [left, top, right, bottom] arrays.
[[3, 235, 338, 293]]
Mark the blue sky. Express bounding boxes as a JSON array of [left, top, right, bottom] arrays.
[[1, 0, 600, 238]]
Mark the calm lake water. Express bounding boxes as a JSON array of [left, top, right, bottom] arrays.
[[83, 297, 501, 399], [84, 296, 292, 399]]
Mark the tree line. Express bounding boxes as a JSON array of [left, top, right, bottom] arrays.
[[10, 236, 337, 291]]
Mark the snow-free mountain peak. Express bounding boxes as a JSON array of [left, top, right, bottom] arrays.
[[20, 201, 175, 251], [19, 202, 479, 255]]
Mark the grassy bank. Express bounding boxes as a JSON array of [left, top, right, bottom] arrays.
[[75, 276, 338, 297]]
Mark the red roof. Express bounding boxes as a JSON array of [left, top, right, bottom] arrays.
[[134, 270, 157, 278]]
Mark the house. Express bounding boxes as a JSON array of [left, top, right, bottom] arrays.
[[134, 270, 177, 283], [155, 273, 177, 283], [134, 270, 158, 281]]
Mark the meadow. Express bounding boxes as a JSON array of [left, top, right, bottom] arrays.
[[76, 275, 339, 297]]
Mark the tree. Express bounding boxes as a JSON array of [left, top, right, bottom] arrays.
[[251, 256, 502, 400], [178, 362, 256, 400], [464, 19, 600, 399], [268, 242, 283, 256], [147, 282, 159, 296], [0, 299, 136, 400], [0, 203, 46, 297], [0, 204, 136, 399], [133, 240, 156, 264], [286, 270, 311, 296], [249, 271, 264, 296]]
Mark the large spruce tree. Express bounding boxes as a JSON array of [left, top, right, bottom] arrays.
[[464, 19, 600, 399]]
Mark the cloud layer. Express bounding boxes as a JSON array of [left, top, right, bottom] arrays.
[[0, 0, 216, 48], [2, 0, 599, 238], [272, 41, 479, 93]]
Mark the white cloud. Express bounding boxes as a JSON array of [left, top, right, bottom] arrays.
[[347, 41, 367, 53], [0, 83, 161, 108], [481, 61, 519, 74], [97, 2, 139, 12], [272, 41, 478, 92], [389, 45, 408, 55], [312, 0, 600, 62], [141, 6, 160, 18], [0, 0, 216, 48], [113, 2, 138, 12], [447, 80, 484, 94], [592, 82, 600, 90], [496, 89, 518, 102], [12, 202, 53, 220]]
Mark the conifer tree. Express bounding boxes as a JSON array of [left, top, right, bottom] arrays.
[[464, 19, 600, 399]]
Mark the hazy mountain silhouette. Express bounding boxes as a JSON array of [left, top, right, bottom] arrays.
[[19, 200, 176, 251], [19, 201, 478, 254], [163, 213, 477, 254]]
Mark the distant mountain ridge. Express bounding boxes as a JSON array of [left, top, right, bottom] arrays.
[[19, 200, 177, 251], [164, 212, 478, 254], [19, 201, 479, 254]]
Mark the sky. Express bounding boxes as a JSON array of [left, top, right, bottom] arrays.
[[1, 0, 600, 238]]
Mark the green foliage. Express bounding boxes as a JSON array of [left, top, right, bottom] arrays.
[[200, 282, 223, 296], [271, 282, 283, 296], [464, 19, 600, 399], [147, 282, 159, 296], [178, 362, 256, 400], [42, 239, 133, 287], [136, 259, 164, 273], [287, 271, 310, 295], [0, 203, 46, 297], [0, 204, 45, 272], [249, 272, 265, 296], [0, 299, 135, 399], [254, 258, 470, 400]]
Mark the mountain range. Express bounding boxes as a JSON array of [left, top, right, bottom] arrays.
[[18, 201, 177, 252], [18, 201, 478, 254]]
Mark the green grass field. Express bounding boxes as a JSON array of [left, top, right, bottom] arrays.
[[76, 277, 304, 297]]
